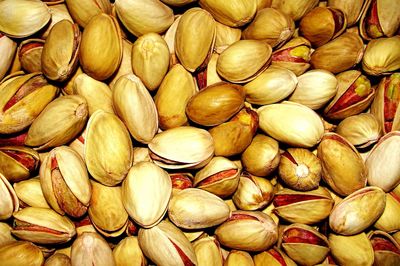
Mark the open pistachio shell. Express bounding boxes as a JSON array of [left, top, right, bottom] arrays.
[[368, 230, 400, 266], [374, 192, 400, 232], [0, 34, 16, 80], [65, 0, 111, 27], [0, 241, 44, 266], [0, 173, 19, 220]]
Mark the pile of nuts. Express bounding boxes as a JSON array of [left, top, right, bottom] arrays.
[[0, 0, 400, 265]]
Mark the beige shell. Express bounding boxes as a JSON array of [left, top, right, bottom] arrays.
[[0, 35, 16, 80], [65, 0, 111, 27]]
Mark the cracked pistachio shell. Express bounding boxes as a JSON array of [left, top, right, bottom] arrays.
[[12, 207, 76, 244], [365, 131, 400, 192], [336, 113, 381, 148], [0, 72, 59, 134], [40, 146, 91, 218], [113, 236, 147, 266], [0, 241, 44, 266], [175, 8, 216, 72], [214, 21, 241, 53], [0, 34, 16, 80], [215, 211, 278, 252], [138, 220, 197, 266], [73, 73, 114, 115], [65, 0, 111, 27], [273, 187, 334, 224], [362, 36, 400, 76], [241, 134, 280, 177], [186, 82, 245, 126], [225, 250, 254, 266], [244, 66, 297, 105], [155, 64, 197, 130], [311, 32, 364, 74], [217, 40, 272, 83], [25, 95, 88, 151], [194, 156, 240, 198], [199, 0, 257, 27], [0, 0, 51, 38], [115, 0, 174, 37], [242, 8, 295, 48], [41, 20, 80, 82], [253, 248, 296, 266], [317, 133, 367, 196], [122, 162, 171, 228], [113, 74, 158, 144], [272, 0, 319, 21], [148, 126, 214, 169], [132, 33, 169, 91], [89, 181, 128, 237], [232, 173, 274, 211], [80, 14, 122, 81], [44, 253, 71, 266], [14, 177, 50, 208], [289, 69, 338, 110], [168, 188, 230, 229], [0, 173, 19, 220], [85, 110, 133, 186], [328, 0, 366, 26], [71, 232, 115, 266], [193, 236, 224, 266], [329, 186, 386, 235], [258, 101, 324, 148], [329, 233, 374, 266], [374, 193, 400, 232], [18, 39, 44, 74], [0, 146, 40, 183], [368, 230, 400, 266]]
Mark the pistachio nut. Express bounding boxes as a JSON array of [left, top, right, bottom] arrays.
[[155, 64, 197, 130], [113, 236, 147, 266], [40, 146, 91, 218], [328, 0, 367, 26], [0, 34, 16, 80], [138, 220, 197, 266], [368, 230, 400, 266], [329, 232, 374, 266], [232, 172, 274, 211], [199, 0, 257, 27], [214, 21, 241, 53], [186, 82, 245, 126], [299, 7, 347, 47], [374, 192, 400, 232], [168, 188, 230, 229], [44, 253, 71, 266], [115, 0, 174, 37], [194, 156, 240, 198], [0, 72, 59, 134], [193, 236, 224, 266], [370, 73, 400, 133], [122, 162, 171, 228], [132, 33, 169, 90], [273, 186, 334, 224], [317, 133, 367, 196], [25, 95, 88, 151], [0, 146, 39, 182], [289, 69, 338, 110], [216, 40, 272, 83], [85, 110, 133, 186], [271, 37, 312, 76], [336, 113, 381, 148], [65, 0, 111, 27], [0, 222, 16, 246], [244, 66, 297, 105], [324, 70, 374, 119], [271, 0, 319, 21], [359, 0, 400, 40], [79, 14, 122, 81], [215, 210, 278, 252], [18, 39, 44, 74], [175, 8, 216, 72], [311, 31, 364, 74], [14, 177, 50, 208], [209, 106, 258, 156], [0, 173, 18, 220], [278, 147, 322, 191], [109, 39, 134, 89], [258, 101, 324, 148], [362, 36, 400, 76], [12, 207, 76, 244], [73, 73, 114, 115], [89, 181, 128, 237], [40, 3, 74, 39], [0, 241, 44, 266], [329, 186, 386, 235], [282, 223, 330, 266], [224, 250, 254, 266], [253, 247, 297, 266], [113, 74, 158, 144], [0, 0, 51, 38], [71, 232, 116, 266], [149, 126, 214, 169]]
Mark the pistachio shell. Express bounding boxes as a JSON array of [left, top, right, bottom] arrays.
[[0, 173, 19, 220], [0, 241, 44, 266], [65, 0, 111, 27], [0, 35, 16, 80]]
